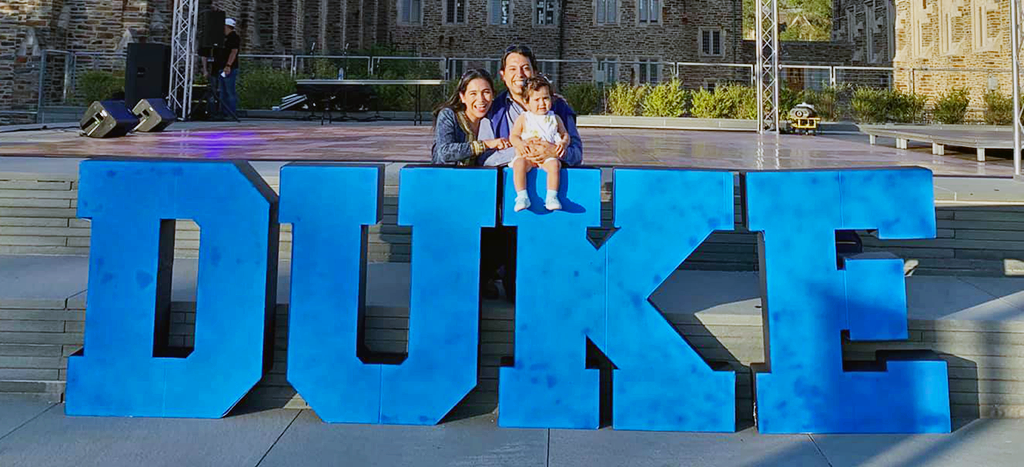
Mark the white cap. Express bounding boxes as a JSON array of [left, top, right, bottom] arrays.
[[225, 18, 237, 28]]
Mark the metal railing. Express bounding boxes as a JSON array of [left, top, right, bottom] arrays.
[[292, 55, 369, 78], [22, 49, 902, 123]]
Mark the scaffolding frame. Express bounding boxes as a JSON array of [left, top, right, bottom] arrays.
[[168, 0, 199, 120], [755, 0, 780, 134]]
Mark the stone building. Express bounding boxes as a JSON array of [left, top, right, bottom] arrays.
[[3, 0, 895, 121], [833, 0, 897, 65], [1, 0, 175, 122], [1, 0, 755, 120], [892, 0, 1012, 109]]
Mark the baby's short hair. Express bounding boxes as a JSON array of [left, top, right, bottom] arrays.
[[520, 75, 552, 102]]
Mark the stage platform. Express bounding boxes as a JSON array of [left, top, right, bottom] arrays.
[[0, 120, 1017, 176], [861, 124, 1017, 163]]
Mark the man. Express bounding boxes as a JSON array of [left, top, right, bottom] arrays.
[[209, 17, 241, 117], [479, 45, 583, 167], [478, 44, 584, 301]]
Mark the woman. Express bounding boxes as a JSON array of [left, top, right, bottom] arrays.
[[432, 69, 512, 300], [432, 69, 511, 165]]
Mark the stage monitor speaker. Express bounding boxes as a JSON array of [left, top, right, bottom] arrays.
[[80, 100, 139, 138], [132, 98, 176, 132], [199, 10, 225, 49], [125, 43, 171, 110]]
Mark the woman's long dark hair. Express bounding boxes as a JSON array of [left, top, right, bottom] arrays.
[[433, 68, 495, 123]]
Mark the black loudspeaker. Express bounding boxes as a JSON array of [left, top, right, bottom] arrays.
[[125, 43, 171, 110], [80, 100, 138, 138], [132, 98, 176, 132], [199, 10, 225, 49]]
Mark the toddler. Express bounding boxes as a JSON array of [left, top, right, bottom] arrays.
[[508, 75, 570, 212]]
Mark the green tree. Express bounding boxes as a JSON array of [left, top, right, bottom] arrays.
[[743, 0, 833, 42]]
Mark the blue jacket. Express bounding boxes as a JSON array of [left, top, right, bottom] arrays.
[[485, 91, 583, 167], [431, 107, 492, 165]]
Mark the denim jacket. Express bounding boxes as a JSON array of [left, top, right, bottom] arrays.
[[431, 108, 491, 165]]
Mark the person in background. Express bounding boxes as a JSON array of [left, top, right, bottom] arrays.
[[209, 17, 241, 118]]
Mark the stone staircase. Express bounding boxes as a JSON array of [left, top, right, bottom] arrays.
[[3, 257, 1024, 420]]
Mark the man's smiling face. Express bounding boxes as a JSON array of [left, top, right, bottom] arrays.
[[501, 53, 534, 101]]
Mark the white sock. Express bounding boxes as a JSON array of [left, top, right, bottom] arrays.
[[546, 189, 558, 200], [516, 190, 528, 200]]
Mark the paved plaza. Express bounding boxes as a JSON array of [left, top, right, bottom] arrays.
[[0, 120, 1017, 176], [1, 121, 1022, 466], [0, 401, 1021, 467], [2, 255, 1024, 466]]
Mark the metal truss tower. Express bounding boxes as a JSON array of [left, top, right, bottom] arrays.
[[168, 0, 199, 120], [1013, 0, 1023, 176], [755, 0, 780, 134]]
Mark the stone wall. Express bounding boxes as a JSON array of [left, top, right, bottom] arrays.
[[893, 0, 1011, 111], [4, 0, 883, 117], [1, 0, 175, 120], [833, 0, 896, 65], [0, 0, 57, 122]]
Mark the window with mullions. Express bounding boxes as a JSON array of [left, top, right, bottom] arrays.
[[445, 0, 466, 24], [490, 0, 512, 25], [636, 59, 660, 84], [596, 0, 617, 24], [398, 0, 422, 25], [595, 57, 618, 84], [638, 0, 659, 24], [536, 0, 558, 26], [448, 59, 466, 81], [700, 28, 723, 57], [539, 61, 559, 86]]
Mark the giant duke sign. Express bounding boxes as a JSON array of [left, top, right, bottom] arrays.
[[64, 160, 951, 434]]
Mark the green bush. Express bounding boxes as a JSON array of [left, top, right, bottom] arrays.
[[77, 70, 124, 104], [606, 83, 649, 116], [374, 57, 443, 80], [237, 66, 296, 110], [641, 79, 689, 117], [562, 82, 603, 115], [932, 87, 970, 124], [800, 85, 852, 121], [690, 88, 727, 118], [311, 58, 338, 79], [851, 87, 890, 123], [727, 86, 758, 120], [984, 90, 1013, 125], [778, 85, 801, 117], [888, 90, 928, 123], [690, 86, 756, 119]]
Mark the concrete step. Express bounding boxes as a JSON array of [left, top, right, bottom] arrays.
[[0, 380, 64, 396]]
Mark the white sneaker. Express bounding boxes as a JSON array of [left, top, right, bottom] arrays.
[[514, 196, 531, 212], [545, 196, 562, 211]]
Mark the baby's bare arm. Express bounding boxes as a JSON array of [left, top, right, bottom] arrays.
[[509, 114, 528, 154], [555, 115, 570, 146]]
